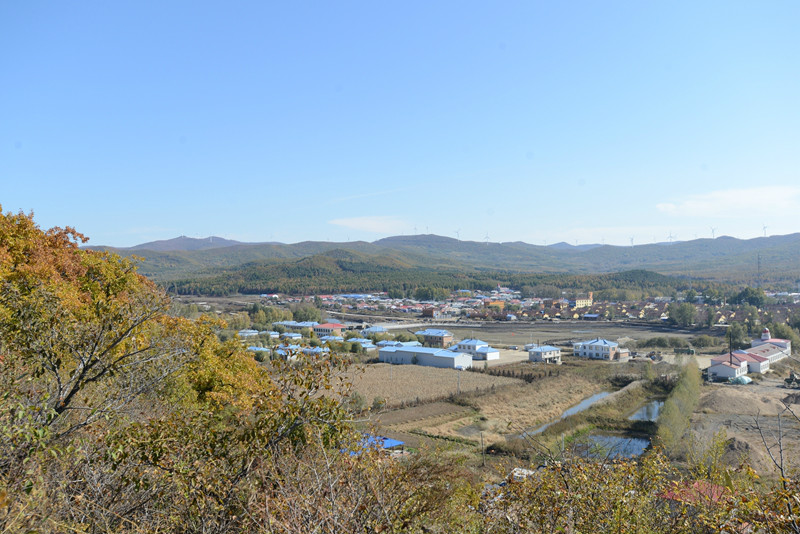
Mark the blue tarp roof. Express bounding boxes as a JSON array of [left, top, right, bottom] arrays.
[[362, 435, 404, 449]]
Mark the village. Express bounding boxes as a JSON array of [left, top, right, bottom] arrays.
[[177, 284, 800, 479]]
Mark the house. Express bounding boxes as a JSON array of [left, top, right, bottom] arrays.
[[273, 320, 319, 332], [302, 346, 330, 356], [349, 337, 377, 351], [707, 360, 747, 381], [573, 338, 621, 360], [573, 292, 594, 309], [237, 329, 260, 338], [379, 346, 472, 369], [281, 332, 302, 341], [451, 339, 500, 360], [362, 326, 388, 336], [529, 345, 562, 364], [313, 323, 345, 337], [415, 329, 454, 348]]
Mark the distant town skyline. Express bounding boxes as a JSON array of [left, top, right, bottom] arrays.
[[3, 2, 799, 248]]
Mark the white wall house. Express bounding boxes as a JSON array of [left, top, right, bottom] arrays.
[[414, 329, 454, 347], [451, 339, 500, 360], [379, 346, 473, 369], [708, 360, 747, 381], [529, 345, 562, 364], [573, 338, 620, 360]]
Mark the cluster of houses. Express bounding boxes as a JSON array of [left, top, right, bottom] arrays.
[[242, 320, 382, 357], [378, 328, 568, 369], [707, 328, 792, 381], [378, 329, 495, 370]]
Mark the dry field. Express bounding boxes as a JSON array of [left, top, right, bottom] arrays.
[[416, 374, 605, 446], [446, 321, 697, 349], [349, 363, 524, 407]]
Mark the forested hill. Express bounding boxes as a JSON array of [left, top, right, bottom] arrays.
[[96, 232, 800, 287], [168, 248, 722, 297]]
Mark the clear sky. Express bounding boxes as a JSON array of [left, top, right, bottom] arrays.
[[2, 1, 799, 247]]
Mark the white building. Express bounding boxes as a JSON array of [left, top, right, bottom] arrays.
[[379, 346, 473, 369], [751, 328, 791, 361], [451, 339, 500, 360], [708, 360, 747, 381], [237, 329, 260, 338], [573, 338, 621, 360], [529, 345, 562, 364], [711, 351, 769, 374], [747, 343, 788, 365]]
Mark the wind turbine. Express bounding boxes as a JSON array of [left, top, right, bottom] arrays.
[[484, 232, 490, 245], [668, 232, 675, 243], [629, 236, 634, 247], [455, 229, 461, 241], [711, 227, 717, 239], [763, 225, 768, 238]]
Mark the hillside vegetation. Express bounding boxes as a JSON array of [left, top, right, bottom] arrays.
[[95, 233, 800, 286], [167, 247, 726, 296]]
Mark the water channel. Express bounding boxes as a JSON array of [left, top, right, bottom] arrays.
[[627, 399, 665, 422], [580, 434, 651, 459], [526, 391, 611, 436], [523, 393, 662, 458]]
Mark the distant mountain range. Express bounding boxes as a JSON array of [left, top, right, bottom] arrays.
[[126, 235, 250, 252], [92, 233, 800, 287]]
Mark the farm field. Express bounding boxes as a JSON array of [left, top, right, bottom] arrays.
[[418, 373, 605, 446], [349, 363, 525, 408], [357, 357, 657, 453], [444, 321, 700, 349]]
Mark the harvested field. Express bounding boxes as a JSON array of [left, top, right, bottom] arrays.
[[373, 402, 475, 427], [350, 363, 524, 407], [414, 374, 606, 446]]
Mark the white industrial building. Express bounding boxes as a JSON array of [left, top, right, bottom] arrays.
[[379, 346, 473, 369], [750, 328, 792, 361], [451, 339, 500, 360], [711, 351, 770, 374]]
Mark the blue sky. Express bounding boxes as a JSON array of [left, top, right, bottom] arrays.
[[2, 1, 799, 247]]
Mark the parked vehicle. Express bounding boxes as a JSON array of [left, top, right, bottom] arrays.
[[784, 371, 800, 389]]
